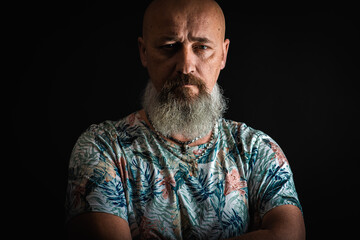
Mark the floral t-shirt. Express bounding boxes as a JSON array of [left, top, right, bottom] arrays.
[[66, 111, 302, 239]]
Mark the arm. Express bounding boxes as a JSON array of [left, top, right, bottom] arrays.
[[67, 212, 132, 240], [229, 205, 305, 240], [66, 125, 132, 239]]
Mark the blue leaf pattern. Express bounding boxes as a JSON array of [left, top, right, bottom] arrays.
[[66, 112, 302, 239]]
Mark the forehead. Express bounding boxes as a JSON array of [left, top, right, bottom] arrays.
[[144, 2, 223, 42]]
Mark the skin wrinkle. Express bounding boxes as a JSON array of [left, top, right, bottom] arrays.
[[138, 0, 230, 142], [139, 0, 229, 95], [67, 1, 305, 239], [143, 0, 226, 42]]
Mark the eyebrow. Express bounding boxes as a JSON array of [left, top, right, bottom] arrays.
[[158, 35, 214, 45], [189, 36, 214, 44]]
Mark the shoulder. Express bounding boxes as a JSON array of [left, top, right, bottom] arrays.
[[70, 111, 144, 166], [220, 118, 285, 165], [80, 111, 143, 143], [68, 111, 143, 183], [220, 118, 269, 147]]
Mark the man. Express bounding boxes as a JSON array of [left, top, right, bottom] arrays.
[[66, 0, 305, 239]]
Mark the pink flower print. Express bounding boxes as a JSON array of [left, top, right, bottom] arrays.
[[162, 186, 170, 199], [270, 142, 288, 166], [72, 182, 87, 208], [117, 157, 129, 184], [97, 160, 116, 183], [224, 168, 247, 196], [139, 216, 162, 239], [128, 113, 136, 126], [193, 148, 204, 155], [160, 176, 176, 200]]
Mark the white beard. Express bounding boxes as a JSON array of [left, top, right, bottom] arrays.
[[142, 81, 227, 139]]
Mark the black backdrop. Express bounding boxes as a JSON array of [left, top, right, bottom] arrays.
[[10, 1, 359, 239]]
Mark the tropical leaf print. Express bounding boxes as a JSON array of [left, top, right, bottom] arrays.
[[262, 166, 291, 204], [130, 159, 163, 204], [97, 175, 127, 208], [66, 112, 302, 239], [116, 123, 139, 148], [184, 168, 215, 203]]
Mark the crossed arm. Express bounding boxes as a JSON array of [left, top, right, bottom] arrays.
[[229, 205, 305, 240], [67, 204, 305, 240]]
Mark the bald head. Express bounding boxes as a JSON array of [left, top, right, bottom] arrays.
[[142, 0, 226, 41], [138, 0, 230, 95]]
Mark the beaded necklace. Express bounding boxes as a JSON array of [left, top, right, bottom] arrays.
[[146, 113, 216, 162]]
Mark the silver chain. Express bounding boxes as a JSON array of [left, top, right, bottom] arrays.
[[146, 112, 216, 164]]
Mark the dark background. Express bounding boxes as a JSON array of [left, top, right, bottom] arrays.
[[10, 1, 359, 239]]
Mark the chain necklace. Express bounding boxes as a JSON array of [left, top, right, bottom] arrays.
[[168, 134, 204, 154], [146, 112, 216, 160]]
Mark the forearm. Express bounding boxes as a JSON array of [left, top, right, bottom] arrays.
[[227, 229, 278, 240], [227, 205, 305, 240]]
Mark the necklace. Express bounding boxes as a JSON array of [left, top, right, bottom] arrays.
[[145, 113, 217, 177], [168, 135, 203, 154], [146, 112, 216, 157]]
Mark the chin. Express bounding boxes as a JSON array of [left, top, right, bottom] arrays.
[[173, 86, 199, 100], [185, 85, 199, 93]]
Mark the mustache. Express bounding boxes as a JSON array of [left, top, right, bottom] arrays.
[[161, 73, 207, 93]]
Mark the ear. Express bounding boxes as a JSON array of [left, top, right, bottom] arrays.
[[220, 39, 230, 70], [138, 37, 147, 67]]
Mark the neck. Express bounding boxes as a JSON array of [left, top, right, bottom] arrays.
[[170, 132, 213, 147]]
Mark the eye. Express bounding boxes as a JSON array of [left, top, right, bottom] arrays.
[[161, 43, 180, 50], [198, 45, 208, 50], [194, 45, 209, 50]]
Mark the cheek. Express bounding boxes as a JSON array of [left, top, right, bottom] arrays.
[[146, 55, 174, 91], [199, 56, 223, 91]]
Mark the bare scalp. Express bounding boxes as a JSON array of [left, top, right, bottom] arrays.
[[142, 0, 226, 41]]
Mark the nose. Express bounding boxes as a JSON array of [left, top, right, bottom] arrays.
[[175, 46, 196, 75]]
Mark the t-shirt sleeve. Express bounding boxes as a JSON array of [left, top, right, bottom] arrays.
[[65, 124, 128, 223], [248, 133, 302, 228]]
